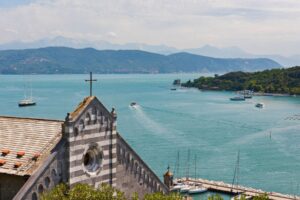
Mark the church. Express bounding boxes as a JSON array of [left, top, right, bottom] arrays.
[[0, 75, 170, 200]]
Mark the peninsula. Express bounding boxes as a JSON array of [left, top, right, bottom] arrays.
[[182, 66, 300, 95]]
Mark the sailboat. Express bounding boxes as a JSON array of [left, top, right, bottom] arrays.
[[188, 155, 207, 194], [179, 150, 191, 193], [230, 150, 244, 200], [19, 78, 36, 107]]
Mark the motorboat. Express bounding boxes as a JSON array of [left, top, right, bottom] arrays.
[[255, 102, 264, 108], [130, 102, 137, 107], [230, 96, 245, 101]]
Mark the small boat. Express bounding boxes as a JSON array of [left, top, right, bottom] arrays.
[[244, 94, 252, 99], [179, 185, 190, 193], [230, 96, 245, 101], [238, 90, 253, 99], [173, 79, 181, 86], [19, 99, 36, 107], [188, 187, 207, 194], [130, 102, 137, 107], [171, 183, 185, 191], [170, 88, 177, 91], [255, 103, 264, 108], [19, 79, 36, 107]]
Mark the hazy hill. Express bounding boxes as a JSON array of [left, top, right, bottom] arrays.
[[0, 47, 281, 74], [1, 37, 300, 66]]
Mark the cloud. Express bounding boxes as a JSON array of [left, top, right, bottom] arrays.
[[1, 0, 300, 55]]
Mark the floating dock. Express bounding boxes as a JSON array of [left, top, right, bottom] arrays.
[[174, 178, 300, 200]]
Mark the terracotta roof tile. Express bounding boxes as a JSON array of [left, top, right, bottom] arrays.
[[0, 116, 62, 176]]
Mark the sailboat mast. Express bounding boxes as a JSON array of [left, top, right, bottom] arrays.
[[175, 151, 180, 179], [186, 149, 190, 180], [231, 150, 240, 189], [194, 154, 197, 180]]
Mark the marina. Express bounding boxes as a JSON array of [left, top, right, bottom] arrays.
[[173, 178, 300, 200]]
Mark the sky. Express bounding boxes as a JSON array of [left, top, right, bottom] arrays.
[[1, 0, 300, 56]]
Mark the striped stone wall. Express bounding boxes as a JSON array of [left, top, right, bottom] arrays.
[[63, 98, 117, 188]]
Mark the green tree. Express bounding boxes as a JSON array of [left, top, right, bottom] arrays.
[[144, 192, 182, 200], [207, 194, 224, 200], [41, 183, 127, 200], [253, 193, 269, 200], [41, 183, 182, 200]]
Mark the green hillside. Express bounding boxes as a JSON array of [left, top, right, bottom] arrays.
[[183, 66, 300, 95]]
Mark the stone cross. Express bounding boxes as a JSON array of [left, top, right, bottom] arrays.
[[85, 72, 97, 97]]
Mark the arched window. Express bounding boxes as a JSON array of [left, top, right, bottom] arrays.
[[78, 119, 84, 132], [91, 107, 97, 124], [73, 127, 79, 137], [44, 177, 50, 188], [86, 113, 91, 125], [32, 192, 38, 200], [38, 184, 44, 194], [51, 169, 57, 179]]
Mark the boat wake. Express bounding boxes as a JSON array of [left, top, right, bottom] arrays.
[[130, 105, 189, 145]]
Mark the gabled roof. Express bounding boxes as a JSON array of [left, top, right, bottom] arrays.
[[0, 116, 62, 176], [70, 96, 96, 119], [69, 96, 114, 122]]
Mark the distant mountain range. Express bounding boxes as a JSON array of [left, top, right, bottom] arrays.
[[0, 47, 280, 74], [0, 36, 299, 66]]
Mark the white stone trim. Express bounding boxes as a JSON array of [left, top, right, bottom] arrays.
[[69, 168, 117, 185]]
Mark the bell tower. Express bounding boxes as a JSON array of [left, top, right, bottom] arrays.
[[163, 166, 173, 188]]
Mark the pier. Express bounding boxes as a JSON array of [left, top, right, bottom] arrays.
[[175, 178, 300, 200]]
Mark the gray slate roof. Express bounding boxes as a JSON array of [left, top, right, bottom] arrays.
[[0, 116, 62, 176]]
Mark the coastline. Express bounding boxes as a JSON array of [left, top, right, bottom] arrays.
[[182, 86, 296, 97]]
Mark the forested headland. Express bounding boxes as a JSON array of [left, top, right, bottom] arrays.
[[182, 66, 300, 95]]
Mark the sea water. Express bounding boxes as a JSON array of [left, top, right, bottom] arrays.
[[0, 74, 299, 198]]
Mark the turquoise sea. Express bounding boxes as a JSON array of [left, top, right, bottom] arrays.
[[0, 74, 300, 198]]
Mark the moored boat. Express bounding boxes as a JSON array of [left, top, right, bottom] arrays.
[[230, 96, 245, 101], [188, 186, 207, 194], [19, 79, 36, 107], [18, 99, 36, 107], [170, 183, 185, 191], [180, 185, 190, 193]]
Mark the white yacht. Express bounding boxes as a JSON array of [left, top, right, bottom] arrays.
[[188, 186, 207, 194], [180, 185, 191, 193], [18, 98, 36, 107], [19, 80, 36, 107]]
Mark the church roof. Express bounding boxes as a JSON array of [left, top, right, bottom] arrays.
[[70, 96, 96, 120], [0, 116, 63, 176]]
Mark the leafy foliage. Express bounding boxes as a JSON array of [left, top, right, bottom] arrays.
[[41, 183, 126, 200], [253, 193, 270, 200], [182, 66, 300, 94], [41, 183, 183, 200], [208, 194, 224, 200]]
